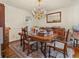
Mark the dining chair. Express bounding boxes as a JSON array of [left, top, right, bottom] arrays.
[[47, 29, 70, 58], [53, 28, 65, 41], [18, 32, 23, 46], [18, 27, 26, 47], [22, 27, 38, 56]]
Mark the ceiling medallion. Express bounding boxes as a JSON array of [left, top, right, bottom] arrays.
[[32, 0, 45, 20]]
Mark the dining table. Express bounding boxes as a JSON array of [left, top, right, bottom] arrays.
[[28, 33, 57, 57]]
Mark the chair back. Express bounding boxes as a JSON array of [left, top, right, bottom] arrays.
[[64, 29, 70, 55], [53, 28, 65, 36], [65, 29, 70, 42], [53, 28, 65, 41], [58, 28, 65, 36], [22, 26, 28, 41]]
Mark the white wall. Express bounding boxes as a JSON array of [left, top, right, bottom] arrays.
[[73, 3, 79, 25], [5, 4, 31, 42], [33, 3, 79, 29], [0, 0, 3, 3], [41, 6, 74, 28]]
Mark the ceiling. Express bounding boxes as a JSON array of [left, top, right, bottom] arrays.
[[1, 0, 76, 12]]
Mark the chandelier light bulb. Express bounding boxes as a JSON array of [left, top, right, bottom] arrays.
[[32, 0, 45, 20]]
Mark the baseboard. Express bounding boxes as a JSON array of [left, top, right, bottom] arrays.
[[9, 40, 20, 44]]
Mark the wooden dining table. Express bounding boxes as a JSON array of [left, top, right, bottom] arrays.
[[28, 34, 57, 57]]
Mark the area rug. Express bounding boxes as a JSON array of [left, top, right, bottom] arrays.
[[9, 40, 74, 58]]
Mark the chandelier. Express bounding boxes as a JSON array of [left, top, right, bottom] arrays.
[[32, 0, 45, 20]]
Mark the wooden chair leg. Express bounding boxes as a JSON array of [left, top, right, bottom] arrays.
[[23, 42, 25, 52], [20, 39, 22, 46], [64, 51, 66, 58], [27, 48, 30, 56], [27, 45, 33, 56]]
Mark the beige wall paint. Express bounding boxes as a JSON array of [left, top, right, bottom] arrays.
[[33, 3, 79, 29], [5, 4, 31, 42], [73, 3, 79, 25], [37, 6, 74, 29]]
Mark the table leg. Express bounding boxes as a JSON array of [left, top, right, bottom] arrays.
[[40, 42, 47, 58], [48, 47, 51, 57], [40, 42, 43, 51], [44, 43, 47, 58], [36, 42, 38, 50]]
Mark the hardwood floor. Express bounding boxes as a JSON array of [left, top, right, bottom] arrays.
[[74, 47, 79, 58], [6, 47, 19, 58]]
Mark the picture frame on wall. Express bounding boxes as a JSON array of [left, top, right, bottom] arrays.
[[46, 11, 61, 23]]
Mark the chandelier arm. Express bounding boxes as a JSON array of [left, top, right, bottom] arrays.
[[32, 0, 44, 20]]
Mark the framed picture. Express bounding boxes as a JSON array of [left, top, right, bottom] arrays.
[[46, 11, 61, 23]]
